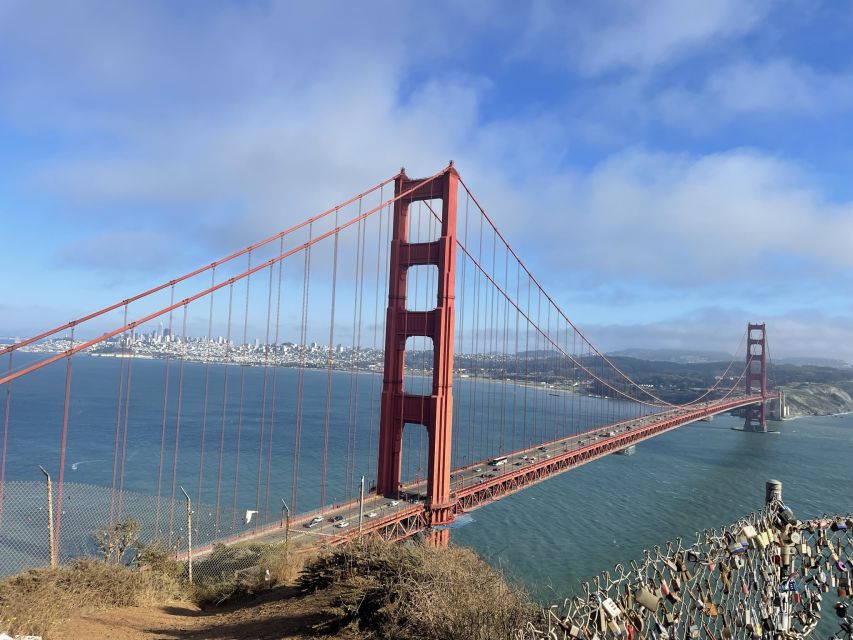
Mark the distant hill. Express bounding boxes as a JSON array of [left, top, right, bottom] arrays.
[[606, 348, 732, 364], [774, 357, 851, 369]]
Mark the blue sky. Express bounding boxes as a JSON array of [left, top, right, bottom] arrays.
[[2, 1, 853, 360]]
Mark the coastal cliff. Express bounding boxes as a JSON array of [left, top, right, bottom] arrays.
[[780, 382, 853, 418]]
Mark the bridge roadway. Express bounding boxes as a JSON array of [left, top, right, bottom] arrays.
[[187, 393, 774, 558]]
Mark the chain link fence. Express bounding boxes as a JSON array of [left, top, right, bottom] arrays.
[[0, 479, 292, 584], [3, 477, 852, 639]]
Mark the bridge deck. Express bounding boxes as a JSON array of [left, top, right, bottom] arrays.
[[185, 393, 775, 557]]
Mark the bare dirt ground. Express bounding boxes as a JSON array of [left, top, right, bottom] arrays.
[[52, 586, 362, 640]]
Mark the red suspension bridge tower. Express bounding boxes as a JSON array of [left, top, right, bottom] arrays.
[[377, 164, 458, 543], [743, 323, 768, 432]]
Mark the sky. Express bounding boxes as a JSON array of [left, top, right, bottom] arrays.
[[1, 0, 853, 361]]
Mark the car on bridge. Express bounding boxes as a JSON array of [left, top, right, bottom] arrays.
[[305, 516, 324, 528]]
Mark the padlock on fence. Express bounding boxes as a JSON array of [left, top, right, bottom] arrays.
[[838, 572, 850, 598], [634, 585, 659, 612]]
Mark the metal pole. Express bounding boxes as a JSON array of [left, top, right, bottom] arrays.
[[765, 479, 782, 505], [358, 475, 365, 534], [281, 498, 290, 545], [180, 486, 192, 584], [38, 465, 57, 568]]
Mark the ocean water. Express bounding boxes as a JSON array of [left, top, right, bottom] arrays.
[[453, 411, 853, 604], [2, 351, 851, 611], [0, 351, 638, 563]]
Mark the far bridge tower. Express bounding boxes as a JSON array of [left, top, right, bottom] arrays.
[[743, 323, 768, 432]]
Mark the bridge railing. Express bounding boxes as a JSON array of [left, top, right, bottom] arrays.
[[516, 489, 853, 640]]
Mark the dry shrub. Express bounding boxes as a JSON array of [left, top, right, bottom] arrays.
[[0, 558, 185, 638], [300, 538, 534, 640], [192, 541, 304, 607], [136, 540, 185, 581]]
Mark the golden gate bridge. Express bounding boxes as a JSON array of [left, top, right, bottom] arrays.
[[0, 163, 778, 562]]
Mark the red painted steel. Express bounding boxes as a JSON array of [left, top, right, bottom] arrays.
[[377, 165, 458, 535], [336, 392, 779, 545], [0, 172, 445, 389], [453, 394, 775, 513], [743, 323, 768, 432], [0, 163, 780, 555], [0, 177, 397, 360]]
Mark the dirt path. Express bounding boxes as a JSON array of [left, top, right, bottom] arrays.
[[53, 586, 362, 640]]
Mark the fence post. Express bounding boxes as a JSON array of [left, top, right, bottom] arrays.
[[38, 465, 57, 568], [281, 498, 290, 545], [765, 479, 782, 505], [180, 486, 192, 584], [358, 475, 365, 535]]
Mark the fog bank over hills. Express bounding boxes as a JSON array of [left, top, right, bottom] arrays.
[[606, 348, 851, 369]]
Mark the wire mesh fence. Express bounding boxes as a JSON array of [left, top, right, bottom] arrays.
[[516, 499, 853, 639], [4, 477, 852, 639], [0, 479, 293, 583]]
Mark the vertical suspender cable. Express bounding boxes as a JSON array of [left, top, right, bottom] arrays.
[[197, 267, 216, 509], [168, 304, 188, 542], [512, 259, 520, 454], [366, 190, 385, 487], [0, 352, 10, 529], [214, 282, 234, 536], [350, 201, 368, 502], [263, 236, 286, 521], [254, 261, 274, 526], [155, 285, 175, 536], [453, 192, 468, 470], [229, 250, 253, 531], [321, 209, 340, 511], [500, 242, 509, 454], [54, 326, 74, 554], [291, 223, 312, 515], [346, 203, 365, 504], [109, 305, 129, 527], [117, 327, 135, 516]]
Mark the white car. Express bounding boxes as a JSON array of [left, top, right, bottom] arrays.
[[474, 467, 482, 473], [335, 521, 350, 529], [305, 516, 324, 528], [366, 511, 379, 518], [389, 500, 400, 506]]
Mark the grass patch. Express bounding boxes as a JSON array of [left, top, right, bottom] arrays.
[[0, 557, 185, 639]]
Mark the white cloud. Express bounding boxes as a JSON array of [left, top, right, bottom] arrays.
[[517, 148, 853, 287], [519, 0, 770, 75], [2, 0, 852, 363], [659, 59, 853, 127]]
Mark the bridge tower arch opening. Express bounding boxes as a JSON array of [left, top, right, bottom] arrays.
[[743, 322, 768, 432], [377, 165, 458, 540]]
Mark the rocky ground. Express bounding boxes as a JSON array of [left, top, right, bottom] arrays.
[[780, 381, 853, 417]]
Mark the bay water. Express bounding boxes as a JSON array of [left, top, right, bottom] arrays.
[[2, 352, 851, 611]]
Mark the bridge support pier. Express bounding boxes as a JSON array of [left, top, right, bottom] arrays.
[[743, 323, 768, 433], [377, 165, 458, 546]]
